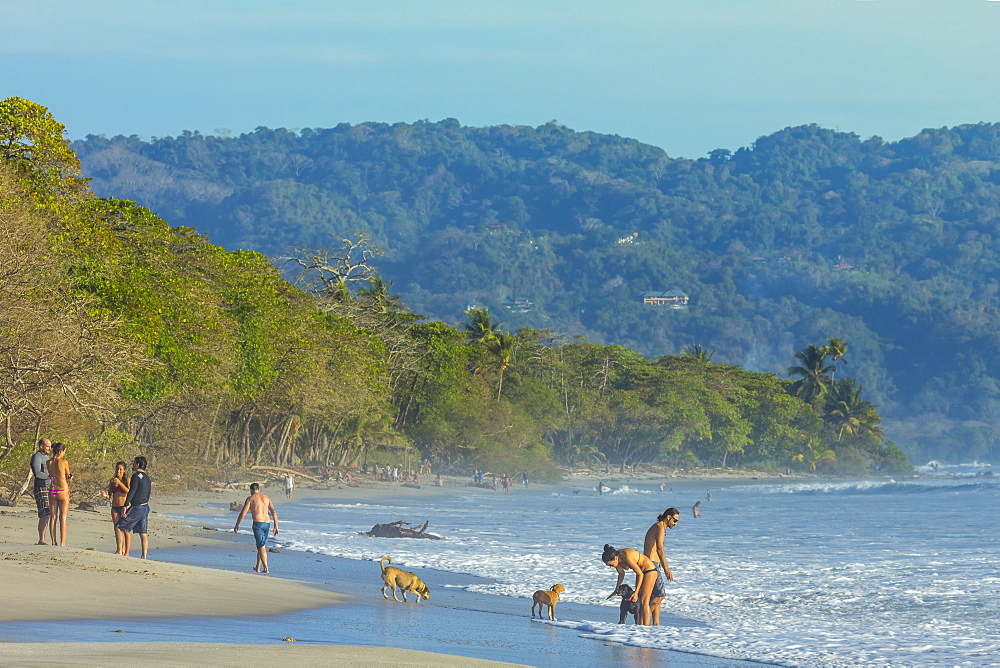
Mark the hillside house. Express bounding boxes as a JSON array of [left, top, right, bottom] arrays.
[[501, 297, 533, 312], [641, 290, 689, 307]]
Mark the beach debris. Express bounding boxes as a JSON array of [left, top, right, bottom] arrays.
[[282, 637, 295, 642], [268, 548, 280, 553], [115, 630, 125, 633], [76, 501, 100, 512], [364, 520, 443, 540]]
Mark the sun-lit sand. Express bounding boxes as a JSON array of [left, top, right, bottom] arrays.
[[0, 482, 524, 666]]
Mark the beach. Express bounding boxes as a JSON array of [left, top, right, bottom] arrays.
[[0, 478, 528, 666], [0, 468, 779, 667]]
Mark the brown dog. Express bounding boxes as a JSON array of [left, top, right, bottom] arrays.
[[379, 556, 431, 603], [531, 584, 566, 620]]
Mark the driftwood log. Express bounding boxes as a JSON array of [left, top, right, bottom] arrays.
[[250, 466, 323, 484], [364, 520, 443, 539]]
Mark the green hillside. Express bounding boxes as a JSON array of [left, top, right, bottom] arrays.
[[72, 119, 1000, 464], [2, 97, 907, 489]]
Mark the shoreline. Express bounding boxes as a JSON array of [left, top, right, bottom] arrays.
[[0, 471, 802, 666]]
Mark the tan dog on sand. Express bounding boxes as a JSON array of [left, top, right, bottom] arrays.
[[379, 556, 431, 603], [531, 584, 566, 620]]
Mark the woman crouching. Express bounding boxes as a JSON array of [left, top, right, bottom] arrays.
[[602, 543, 658, 626]]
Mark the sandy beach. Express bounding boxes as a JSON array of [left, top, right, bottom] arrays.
[[0, 468, 783, 666], [0, 479, 525, 666]]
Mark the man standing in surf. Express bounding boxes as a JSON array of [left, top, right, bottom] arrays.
[[642, 507, 679, 625]]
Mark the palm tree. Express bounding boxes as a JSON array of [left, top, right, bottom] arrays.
[[792, 437, 837, 471], [682, 344, 716, 362], [823, 338, 848, 381], [357, 277, 403, 313], [788, 344, 835, 403], [461, 307, 502, 344], [483, 331, 516, 400], [825, 378, 884, 442]]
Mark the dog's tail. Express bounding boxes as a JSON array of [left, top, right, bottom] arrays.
[[379, 555, 391, 572]]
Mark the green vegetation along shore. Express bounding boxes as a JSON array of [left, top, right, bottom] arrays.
[[71, 118, 1000, 464], [0, 98, 910, 499]]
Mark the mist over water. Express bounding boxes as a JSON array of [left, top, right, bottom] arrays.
[[208, 468, 999, 666]]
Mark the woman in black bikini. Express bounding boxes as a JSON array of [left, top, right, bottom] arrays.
[[602, 544, 659, 625], [107, 461, 130, 554]]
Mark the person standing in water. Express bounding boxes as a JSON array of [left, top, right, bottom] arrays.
[[234, 482, 279, 573], [693, 501, 702, 518], [602, 544, 660, 626], [642, 508, 679, 625]]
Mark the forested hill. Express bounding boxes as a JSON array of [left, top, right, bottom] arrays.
[[73, 121, 1000, 463]]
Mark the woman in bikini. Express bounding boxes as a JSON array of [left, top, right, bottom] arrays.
[[48, 442, 72, 547], [602, 543, 659, 626], [107, 461, 130, 555]]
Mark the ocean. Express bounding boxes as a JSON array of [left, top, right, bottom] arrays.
[[259, 462, 1000, 666]]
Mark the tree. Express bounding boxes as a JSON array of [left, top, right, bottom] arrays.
[[682, 344, 716, 363], [825, 378, 883, 442], [788, 344, 835, 404], [483, 331, 517, 400], [792, 438, 836, 471], [461, 307, 502, 344], [0, 97, 85, 197], [823, 338, 848, 381]]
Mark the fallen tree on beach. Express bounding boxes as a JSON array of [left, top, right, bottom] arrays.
[[364, 520, 443, 539]]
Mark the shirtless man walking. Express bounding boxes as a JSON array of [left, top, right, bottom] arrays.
[[233, 482, 279, 573], [643, 507, 680, 625]]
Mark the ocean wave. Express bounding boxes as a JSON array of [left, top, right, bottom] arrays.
[[747, 479, 997, 496]]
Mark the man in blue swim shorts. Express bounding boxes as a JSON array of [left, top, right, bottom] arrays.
[[233, 482, 279, 573], [117, 456, 153, 558]]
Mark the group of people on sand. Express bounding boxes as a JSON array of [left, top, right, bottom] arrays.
[[30, 438, 153, 558], [602, 507, 681, 626], [30, 438, 70, 547]]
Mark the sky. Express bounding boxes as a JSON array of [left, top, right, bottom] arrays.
[[3, 0, 1000, 159]]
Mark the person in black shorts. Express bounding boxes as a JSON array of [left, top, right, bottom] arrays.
[[117, 456, 152, 558], [29, 438, 54, 545]]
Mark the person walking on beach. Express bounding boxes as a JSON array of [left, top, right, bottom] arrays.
[[522, 470, 529, 487], [29, 438, 54, 545], [234, 482, 279, 573], [284, 473, 294, 499], [117, 456, 152, 559], [107, 461, 130, 554], [602, 544, 660, 626], [47, 442, 72, 547], [642, 508, 679, 625]]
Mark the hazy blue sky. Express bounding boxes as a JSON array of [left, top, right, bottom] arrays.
[[4, 0, 1000, 158]]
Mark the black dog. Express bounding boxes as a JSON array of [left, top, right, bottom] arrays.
[[611, 583, 639, 624]]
